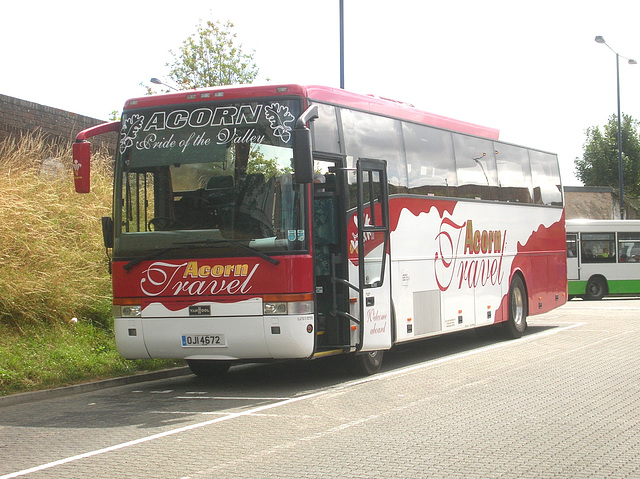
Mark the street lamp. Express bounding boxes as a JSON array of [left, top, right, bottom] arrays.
[[150, 77, 179, 91], [339, 0, 344, 89], [595, 36, 637, 219]]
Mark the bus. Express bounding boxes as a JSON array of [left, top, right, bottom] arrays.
[[72, 84, 567, 376], [566, 219, 640, 300]]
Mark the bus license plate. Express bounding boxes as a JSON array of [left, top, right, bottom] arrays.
[[181, 335, 226, 347]]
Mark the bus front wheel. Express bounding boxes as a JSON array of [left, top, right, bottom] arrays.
[[585, 276, 607, 300], [504, 275, 527, 339], [347, 350, 384, 376]]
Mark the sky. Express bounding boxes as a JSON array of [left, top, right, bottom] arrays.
[[3, 0, 640, 186]]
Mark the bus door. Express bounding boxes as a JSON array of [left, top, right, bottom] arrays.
[[354, 159, 392, 352], [312, 154, 351, 352], [566, 233, 580, 280]]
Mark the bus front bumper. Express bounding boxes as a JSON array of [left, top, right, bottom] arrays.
[[114, 314, 315, 361]]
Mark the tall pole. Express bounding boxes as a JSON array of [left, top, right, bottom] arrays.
[[340, 0, 345, 89], [615, 53, 624, 219], [595, 36, 636, 219]]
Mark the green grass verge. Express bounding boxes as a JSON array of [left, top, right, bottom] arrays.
[[0, 132, 183, 397], [0, 320, 183, 397]]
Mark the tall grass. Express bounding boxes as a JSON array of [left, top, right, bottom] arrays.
[[0, 131, 181, 395], [0, 130, 112, 327]]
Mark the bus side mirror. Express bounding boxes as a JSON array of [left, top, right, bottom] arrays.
[[101, 216, 114, 249], [73, 141, 91, 193], [292, 104, 319, 184], [292, 127, 313, 184]]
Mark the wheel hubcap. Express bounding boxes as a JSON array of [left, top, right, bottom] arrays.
[[512, 288, 524, 327]]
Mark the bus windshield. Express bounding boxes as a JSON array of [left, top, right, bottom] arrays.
[[113, 98, 306, 257]]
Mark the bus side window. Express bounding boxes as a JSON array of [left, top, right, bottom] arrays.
[[566, 236, 577, 257], [403, 123, 456, 197], [581, 233, 615, 263], [530, 150, 563, 206]]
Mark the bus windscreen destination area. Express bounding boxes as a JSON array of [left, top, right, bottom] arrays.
[[115, 99, 307, 256]]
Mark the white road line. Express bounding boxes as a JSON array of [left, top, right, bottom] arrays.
[[174, 396, 291, 400], [0, 322, 582, 479], [564, 306, 639, 310], [0, 391, 329, 479], [335, 322, 586, 389]]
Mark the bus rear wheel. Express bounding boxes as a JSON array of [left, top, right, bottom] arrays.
[[347, 350, 384, 376], [187, 359, 232, 378], [504, 275, 527, 339]]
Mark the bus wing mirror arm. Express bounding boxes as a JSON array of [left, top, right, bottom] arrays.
[[295, 104, 319, 130], [292, 105, 319, 184]]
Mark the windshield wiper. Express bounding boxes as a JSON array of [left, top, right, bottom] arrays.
[[123, 238, 280, 272], [123, 246, 184, 271], [175, 239, 280, 265]]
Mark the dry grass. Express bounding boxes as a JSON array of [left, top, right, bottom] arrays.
[[0, 131, 182, 395], [0, 130, 113, 328]]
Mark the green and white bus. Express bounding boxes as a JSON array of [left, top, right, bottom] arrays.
[[566, 219, 640, 299]]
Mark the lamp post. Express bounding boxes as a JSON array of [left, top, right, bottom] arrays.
[[595, 36, 637, 219], [339, 0, 344, 89], [150, 77, 179, 92]]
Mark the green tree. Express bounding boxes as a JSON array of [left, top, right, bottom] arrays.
[[162, 19, 259, 91], [575, 114, 640, 198]]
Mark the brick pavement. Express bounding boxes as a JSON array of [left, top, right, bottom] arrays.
[[1, 299, 639, 478]]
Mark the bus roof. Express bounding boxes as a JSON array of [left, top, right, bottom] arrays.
[[304, 85, 499, 140], [123, 84, 500, 140]]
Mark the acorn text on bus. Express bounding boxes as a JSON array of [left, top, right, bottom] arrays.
[[72, 84, 567, 376]]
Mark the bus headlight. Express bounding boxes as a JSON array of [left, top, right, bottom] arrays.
[[121, 305, 142, 317], [263, 295, 314, 315], [264, 302, 288, 315], [113, 304, 142, 318]]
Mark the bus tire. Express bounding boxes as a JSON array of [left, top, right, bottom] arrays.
[[504, 275, 527, 339], [187, 359, 232, 378], [347, 350, 384, 376], [585, 276, 607, 300]]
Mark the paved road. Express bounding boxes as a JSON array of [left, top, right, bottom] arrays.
[[0, 299, 639, 478]]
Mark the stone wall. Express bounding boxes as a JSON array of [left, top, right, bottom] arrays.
[[564, 186, 639, 220], [0, 93, 115, 149]]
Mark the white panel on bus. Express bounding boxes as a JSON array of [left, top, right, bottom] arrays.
[[412, 290, 442, 335]]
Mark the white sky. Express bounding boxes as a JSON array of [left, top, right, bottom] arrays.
[[3, 0, 640, 186]]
